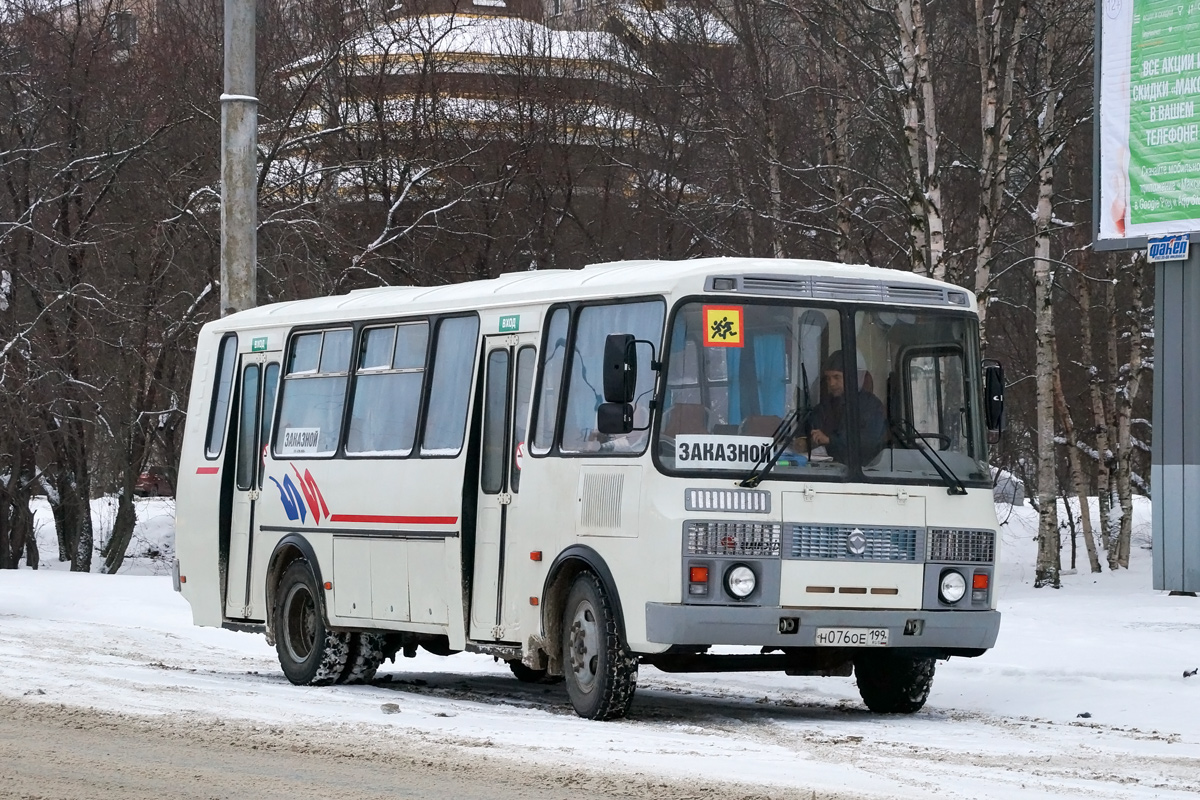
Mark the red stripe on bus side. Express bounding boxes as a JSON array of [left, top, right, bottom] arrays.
[[329, 514, 458, 525], [196, 467, 219, 475]]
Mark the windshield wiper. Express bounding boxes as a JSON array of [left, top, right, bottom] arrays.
[[887, 418, 967, 496], [739, 406, 813, 488]]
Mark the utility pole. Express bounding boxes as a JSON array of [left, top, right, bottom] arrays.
[[220, 0, 257, 317]]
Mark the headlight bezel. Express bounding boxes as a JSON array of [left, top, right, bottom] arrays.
[[724, 563, 757, 599], [938, 569, 968, 604]]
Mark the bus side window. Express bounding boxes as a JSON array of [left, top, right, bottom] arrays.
[[421, 315, 480, 456], [205, 333, 238, 459], [346, 322, 428, 456], [274, 329, 352, 457], [511, 346, 535, 490], [531, 307, 569, 455], [560, 300, 664, 455]]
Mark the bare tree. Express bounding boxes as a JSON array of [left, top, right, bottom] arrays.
[[973, 0, 1026, 340]]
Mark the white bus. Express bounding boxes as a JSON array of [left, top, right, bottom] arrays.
[[175, 257, 1005, 720]]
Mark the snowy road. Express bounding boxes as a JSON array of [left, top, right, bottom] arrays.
[[2, 698, 763, 800], [3, 497, 1198, 799], [2, 545, 1198, 800]]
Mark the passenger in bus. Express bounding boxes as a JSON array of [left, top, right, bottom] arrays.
[[809, 350, 886, 463]]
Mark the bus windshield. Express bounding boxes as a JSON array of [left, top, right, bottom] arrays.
[[656, 301, 989, 486]]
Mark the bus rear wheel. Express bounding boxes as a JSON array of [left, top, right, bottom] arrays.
[[341, 632, 387, 684], [561, 572, 637, 720], [853, 652, 936, 714], [274, 560, 350, 686], [508, 660, 564, 684]]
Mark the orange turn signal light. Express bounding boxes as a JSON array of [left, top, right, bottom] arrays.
[[689, 566, 709, 583], [530, 597, 539, 606], [530, 551, 542, 562], [324, 581, 333, 590], [179, 576, 186, 584], [972, 573, 989, 590]]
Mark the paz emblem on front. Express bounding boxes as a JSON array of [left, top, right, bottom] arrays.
[[846, 527, 867, 556]]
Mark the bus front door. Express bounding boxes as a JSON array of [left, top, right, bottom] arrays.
[[470, 335, 537, 642], [224, 354, 281, 620]]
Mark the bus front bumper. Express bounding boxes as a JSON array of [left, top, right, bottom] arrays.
[[645, 603, 1001, 652]]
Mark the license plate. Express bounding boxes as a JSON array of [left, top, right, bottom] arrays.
[[814, 627, 889, 647]]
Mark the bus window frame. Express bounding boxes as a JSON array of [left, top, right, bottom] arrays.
[[343, 320, 430, 459], [271, 326, 354, 460], [270, 312, 480, 461], [528, 295, 666, 460]]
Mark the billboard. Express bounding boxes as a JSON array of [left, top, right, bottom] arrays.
[[1097, 0, 1200, 249]]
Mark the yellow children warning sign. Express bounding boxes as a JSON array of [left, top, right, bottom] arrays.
[[702, 305, 743, 347]]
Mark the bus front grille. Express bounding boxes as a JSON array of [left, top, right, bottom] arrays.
[[788, 525, 920, 562], [928, 529, 996, 563], [686, 521, 782, 557]]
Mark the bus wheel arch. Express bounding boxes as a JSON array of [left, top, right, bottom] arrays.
[[541, 546, 628, 676], [264, 535, 325, 648], [541, 548, 637, 720], [273, 558, 351, 685]]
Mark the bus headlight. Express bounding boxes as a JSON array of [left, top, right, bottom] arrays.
[[939, 569, 967, 604], [725, 564, 756, 599]]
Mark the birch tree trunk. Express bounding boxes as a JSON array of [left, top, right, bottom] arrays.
[[1110, 256, 1148, 568], [1076, 260, 1115, 559], [895, 0, 933, 276], [1053, 357, 1102, 572], [1032, 24, 1060, 589], [974, 0, 1026, 341], [909, 0, 945, 280]]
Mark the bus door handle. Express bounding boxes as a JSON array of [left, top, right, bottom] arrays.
[[497, 493, 513, 505], [247, 489, 262, 501]]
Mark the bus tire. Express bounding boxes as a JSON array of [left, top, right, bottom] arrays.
[[274, 560, 350, 686], [341, 632, 387, 684], [507, 660, 564, 684], [854, 652, 936, 714], [562, 571, 637, 720]]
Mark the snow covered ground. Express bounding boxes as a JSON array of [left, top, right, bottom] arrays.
[[24, 494, 178, 575], [1, 496, 1198, 798]]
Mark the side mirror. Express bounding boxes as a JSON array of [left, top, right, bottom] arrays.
[[603, 333, 637, 403], [983, 360, 1005, 442], [596, 402, 634, 434]]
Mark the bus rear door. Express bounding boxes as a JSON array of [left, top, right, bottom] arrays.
[[225, 351, 281, 620]]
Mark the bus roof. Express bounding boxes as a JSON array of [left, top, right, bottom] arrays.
[[210, 257, 976, 331]]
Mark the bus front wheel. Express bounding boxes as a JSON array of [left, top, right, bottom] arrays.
[[274, 560, 350, 686], [853, 652, 936, 713], [561, 572, 637, 720]]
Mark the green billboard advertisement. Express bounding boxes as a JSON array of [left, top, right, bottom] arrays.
[[1099, 0, 1200, 242]]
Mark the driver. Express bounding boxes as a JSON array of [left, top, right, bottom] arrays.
[[809, 350, 886, 463]]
